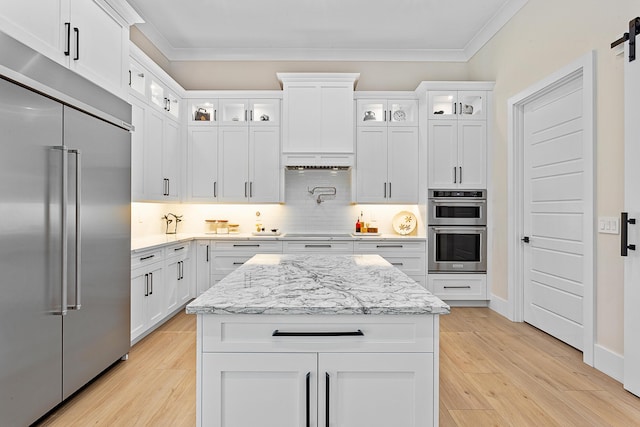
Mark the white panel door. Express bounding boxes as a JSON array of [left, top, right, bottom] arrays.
[[249, 127, 280, 203], [356, 127, 388, 203], [202, 353, 317, 427], [144, 109, 165, 199], [319, 353, 434, 427], [624, 40, 640, 397], [458, 121, 487, 189], [428, 120, 458, 189], [523, 77, 585, 350], [320, 84, 354, 153], [387, 127, 419, 203], [163, 119, 181, 200], [188, 128, 219, 201], [218, 127, 249, 202]]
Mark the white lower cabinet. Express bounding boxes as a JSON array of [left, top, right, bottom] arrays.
[[131, 242, 195, 344], [198, 314, 438, 427], [212, 240, 283, 285], [428, 273, 487, 301], [196, 240, 213, 296], [130, 254, 165, 342], [354, 240, 426, 287]]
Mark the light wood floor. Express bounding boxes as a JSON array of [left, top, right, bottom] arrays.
[[36, 307, 640, 426]]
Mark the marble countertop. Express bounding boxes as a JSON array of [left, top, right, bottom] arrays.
[[131, 233, 426, 252], [186, 254, 449, 316]]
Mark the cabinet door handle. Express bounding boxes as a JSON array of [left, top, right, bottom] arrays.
[[325, 372, 330, 427], [304, 244, 332, 248], [214, 109, 217, 122], [383, 182, 387, 198], [144, 273, 149, 297], [232, 261, 245, 265], [244, 110, 248, 122], [444, 285, 472, 289], [167, 179, 170, 196], [174, 246, 185, 251], [390, 262, 404, 266], [128, 70, 132, 87], [206, 244, 209, 262], [245, 181, 248, 197], [306, 372, 311, 427], [388, 182, 391, 198], [249, 182, 253, 198], [250, 110, 254, 121], [149, 272, 153, 295], [64, 23, 71, 56], [214, 181, 217, 198], [272, 330, 364, 337], [73, 27, 79, 60], [460, 103, 463, 115], [622, 212, 637, 256], [140, 254, 155, 261], [377, 245, 403, 248], [233, 244, 260, 247], [181, 261, 184, 280], [453, 167, 457, 184], [453, 102, 457, 115], [459, 166, 462, 184], [177, 262, 181, 280]]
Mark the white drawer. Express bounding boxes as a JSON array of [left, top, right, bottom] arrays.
[[354, 240, 426, 254], [164, 242, 190, 259], [212, 254, 254, 274], [130, 248, 163, 269], [201, 314, 435, 353], [428, 274, 486, 300], [382, 255, 425, 275], [214, 240, 283, 253], [283, 240, 354, 253]]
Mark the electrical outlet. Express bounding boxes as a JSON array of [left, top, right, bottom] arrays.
[[598, 216, 619, 234]]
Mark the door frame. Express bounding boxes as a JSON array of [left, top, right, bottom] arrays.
[[506, 51, 596, 365]]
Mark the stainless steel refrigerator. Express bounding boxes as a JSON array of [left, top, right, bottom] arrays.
[[0, 33, 131, 426]]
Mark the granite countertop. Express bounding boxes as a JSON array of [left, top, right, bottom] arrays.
[[131, 233, 426, 252], [186, 254, 449, 316]]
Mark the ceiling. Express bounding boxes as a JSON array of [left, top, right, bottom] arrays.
[[126, 0, 528, 62]]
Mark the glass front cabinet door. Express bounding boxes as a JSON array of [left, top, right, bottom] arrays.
[[357, 99, 418, 127], [427, 91, 486, 120]]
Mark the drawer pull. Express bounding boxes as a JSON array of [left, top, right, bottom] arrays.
[[233, 262, 245, 265], [173, 246, 185, 251], [444, 285, 472, 289], [390, 262, 404, 266], [377, 245, 403, 248], [140, 254, 155, 261], [272, 329, 364, 337], [233, 244, 260, 247], [304, 244, 332, 248]]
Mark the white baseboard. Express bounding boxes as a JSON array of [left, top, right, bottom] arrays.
[[594, 344, 624, 383], [489, 294, 511, 320]]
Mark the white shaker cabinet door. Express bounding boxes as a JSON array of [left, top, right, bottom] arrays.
[[428, 120, 458, 189], [218, 127, 250, 202], [162, 119, 181, 200], [318, 352, 434, 427], [457, 121, 487, 189], [249, 127, 280, 203], [144, 109, 166, 199], [387, 127, 419, 203], [356, 127, 388, 203], [188, 128, 219, 202], [202, 353, 317, 427]]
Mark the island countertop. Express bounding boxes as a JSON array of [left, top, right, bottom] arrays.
[[186, 254, 450, 315]]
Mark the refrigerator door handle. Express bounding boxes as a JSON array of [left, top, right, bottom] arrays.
[[68, 149, 81, 310], [53, 146, 69, 316]]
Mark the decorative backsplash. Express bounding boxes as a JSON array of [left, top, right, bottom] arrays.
[[131, 170, 424, 238]]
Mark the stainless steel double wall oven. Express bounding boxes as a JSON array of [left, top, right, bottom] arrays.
[[428, 190, 487, 273]]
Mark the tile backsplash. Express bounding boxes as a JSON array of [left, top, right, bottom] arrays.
[[132, 169, 425, 238]]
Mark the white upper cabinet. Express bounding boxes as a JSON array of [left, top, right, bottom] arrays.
[[279, 73, 359, 155], [427, 90, 486, 120], [149, 77, 181, 121], [356, 99, 419, 127], [0, 0, 141, 98]]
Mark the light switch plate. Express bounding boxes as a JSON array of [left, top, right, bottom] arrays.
[[598, 216, 619, 234]]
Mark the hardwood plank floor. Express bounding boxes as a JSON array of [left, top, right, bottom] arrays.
[[36, 307, 640, 426]]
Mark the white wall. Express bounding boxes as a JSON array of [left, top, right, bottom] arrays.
[[467, 0, 637, 354]]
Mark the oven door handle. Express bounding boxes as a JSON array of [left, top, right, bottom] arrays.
[[430, 226, 486, 232], [430, 200, 486, 206]]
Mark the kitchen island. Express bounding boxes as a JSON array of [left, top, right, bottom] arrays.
[[186, 254, 449, 427]]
